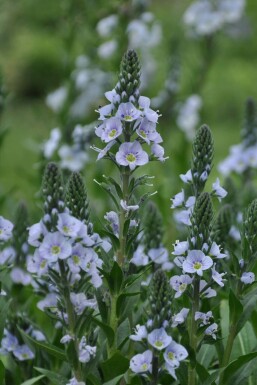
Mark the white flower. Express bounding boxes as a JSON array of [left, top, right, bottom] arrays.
[[200, 280, 217, 298], [172, 241, 189, 256], [46, 87, 67, 112], [13, 345, 35, 361], [147, 328, 172, 350], [164, 341, 188, 368], [171, 190, 185, 208], [130, 325, 148, 341], [171, 308, 190, 327], [195, 311, 213, 325], [212, 178, 227, 201], [97, 40, 118, 59], [148, 247, 169, 265], [170, 275, 193, 298], [42, 128, 61, 159], [120, 200, 139, 212], [130, 350, 153, 373], [66, 377, 86, 385], [96, 14, 118, 37], [10, 267, 32, 286], [78, 336, 96, 363], [241, 272, 255, 284], [211, 264, 226, 286], [130, 245, 149, 266], [0, 216, 13, 242], [205, 323, 218, 339], [183, 250, 213, 276], [57, 213, 83, 238], [70, 293, 97, 315], [180, 169, 192, 183]]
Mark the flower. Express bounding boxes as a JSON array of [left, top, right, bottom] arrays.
[[241, 272, 255, 284], [151, 143, 168, 162], [147, 328, 172, 350], [78, 337, 96, 363], [38, 232, 72, 262], [13, 345, 35, 361], [10, 267, 32, 286], [164, 341, 188, 368], [130, 350, 153, 373], [211, 264, 226, 286], [0, 216, 13, 242], [212, 178, 228, 201], [171, 308, 190, 327], [1, 331, 19, 352], [180, 169, 192, 183], [205, 323, 218, 339], [116, 141, 149, 170], [70, 293, 97, 315], [200, 280, 217, 298], [120, 200, 139, 212], [171, 190, 185, 208], [57, 213, 83, 238], [148, 247, 169, 265], [104, 211, 119, 236], [130, 325, 148, 341], [116, 102, 141, 122], [195, 311, 213, 325], [66, 377, 86, 385], [170, 274, 193, 298], [95, 117, 123, 143], [183, 250, 213, 276], [136, 118, 162, 144], [131, 245, 149, 266], [138, 96, 160, 123]]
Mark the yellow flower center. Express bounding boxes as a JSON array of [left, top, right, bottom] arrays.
[[40, 260, 47, 269], [73, 255, 80, 265], [62, 225, 70, 233], [109, 129, 117, 138], [140, 363, 148, 371], [168, 351, 175, 360], [139, 130, 147, 138], [193, 261, 202, 270], [126, 153, 136, 163], [124, 115, 132, 121], [155, 340, 163, 348], [51, 245, 61, 255], [179, 283, 187, 292]]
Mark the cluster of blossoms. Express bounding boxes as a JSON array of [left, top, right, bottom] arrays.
[[129, 270, 188, 381], [218, 143, 257, 176], [176, 95, 202, 141], [0, 329, 34, 361], [93, 60, 167, 168], [183, 0, 245, 37]]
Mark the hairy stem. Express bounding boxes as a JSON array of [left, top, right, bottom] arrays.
[[188, 278, 200, 385]]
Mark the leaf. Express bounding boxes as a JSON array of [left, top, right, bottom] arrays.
[[222, 352, 257, 384], [195, 362, 210, 382], [20, 375, 45, 385], [229, 290, 243, 334], [202, 370, 219, 385], [116, 292, 141, 318], [0, 361, 5, 385], [35, 367, 68, 385], [100, 351, 129, 381], [18, 328, 66, 361], [0, 299, 11, 341], [230, 356, 257, 385], [103, 374, 124, 385], [237, 289, 257, 333], [109, 262, 124, 294], [92, 317, 115, 346], [117, 318, 130, 349]]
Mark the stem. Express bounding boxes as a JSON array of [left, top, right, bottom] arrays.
[[58, 260, 83, 381], [188, 277, 200, 385], [117, 169, 130, 266], [107, 293, 118, 357], [151, 354, 159, 385]]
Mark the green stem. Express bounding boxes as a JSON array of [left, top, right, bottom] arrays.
[[58, 260, 83, 381], [117, 169, 130, 266], [151, 354, 159, 385], [107, 293, 118, 357], [188, 278, 200, 385]]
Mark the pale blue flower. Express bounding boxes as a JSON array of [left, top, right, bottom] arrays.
[[57, 213, 83, 238], [66, 377, 86, 385], [205, 323, 218, 339], [170, 274, 193, 298], [147, 328, 172, 350], [97, 103, 114, 120], [67, 244, 87, 274], [105, 89, 120, 104], [148, 247, 169, 265], [183, 250, 213, 276], [208, 242, 227, 259], [139, 96, 160, 123], [180, 169, 192, 183], [60, 334, 73, 344], [195, 311, 213, 325], [0, 216, 13, 242], [10, 267, 32, 286], [241, 272, 255, 284], [172, 240, 189, 256], [136, 118, 162, 144], [116, 102, 141, 122], [13, 345, 35, 361], [212, 264, 226, 286], [1, 331, 19, 352], [70, 292, 97, 315], [174, 209, 192, 226], [130, 350, 153, 373], [164, 341, 188, 368], [200, 280, 217, 298], [28, 221, 47, 247], [120, 200, 139, 212], [171, 190, 185, 208], [37, 293, 58, 312], [27, 250, 49, 276], [78, 336, 96, 363], [171, 308, 190, 327], [165, 362, 177, 380], [104, 211, 119, 236], [0, 246, 15, 264], [95, 117, 123, 143], [131, 245, 149, 266], [130, 325, 148, 341], [212, 178, 227, 201], [39, 232, 72, 262], [151, 143, 168, 162], [116, 141, 148, 170]]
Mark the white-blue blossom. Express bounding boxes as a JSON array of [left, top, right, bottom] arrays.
[[0, 216, 13, 242], [130, 325, 148, 341], [70, 293, 97, 315], [200, 280, 217, 298], [13, 345, 35, 361], [57, 213, 84, 238], [39, 232, 72, 262], [205, 323, 218, 339], [241, 272, 255, 284], [183, 250, 213, 276], [171, 308, 190, 327], [151, 143, 168, 162], [136, 118, 162, 145], [10, 267, 32, 286], [78, 336, 96, 363], [116, 141, 149, 170], [147, 328, 172, 350], [171, 190, 185, 208], [95, 117, 123, 143], [172, 240, 189, 256], [130, 245, 149, 266], [116, 102, 141, 122], [212, 264, 226, 286], [66, 377, 86, 385], [170, 274, 193, 298], [164, 341, 188, 368], [130, 350, 153, 373], [212, 178, 228, 201], [195, 311, 213, 325]]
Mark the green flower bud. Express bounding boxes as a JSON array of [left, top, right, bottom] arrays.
[[213, 204, 233, 249], [191, 125, 214, 195], [115, 50, 141, 103], [244, 199, 257, 251], [65, 172, 91, 228], [142, 201, 164, 252], [241, 98, 257, 148], [149, 269, 171, 329], [12, 202, 29, 265], [190, 192, 213, 247]]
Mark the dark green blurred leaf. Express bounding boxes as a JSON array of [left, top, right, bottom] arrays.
[[222, 352, 257, 384], [109, 262, 124, 294], [35, 368, 67, 385], [20, 375, 45, 385], [100, 351, 129, 381], [92, 317, 115, 346]]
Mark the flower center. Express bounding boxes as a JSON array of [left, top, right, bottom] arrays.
[[193, 261, 202, 270], [139, 130, 147, 138], [140, 363, 148, 371], [73, 255, 80, 265], [108, 129, 117, 138], [168, 351, 175, 360], [62, 225, 70, 234], [179, 283, 187, 292], [51, 245, 61, 255], [124, 114, 132, 121], [126, 153, 136, 163], [22, 353, 29, 359], [40, 260, 47, 269], [154, 340, 163, 348]]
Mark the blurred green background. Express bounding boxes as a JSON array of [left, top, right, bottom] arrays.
[[0, 0, 256, 237]]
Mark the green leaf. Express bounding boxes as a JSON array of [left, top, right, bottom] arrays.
[[202, 370, 219, 385], [116, 292, 141, 318], [222, 352, 257, 384], [229, 290, 243, 333], [109, 262, 124, 294], [18, 328, 66, 361], [20, 375, 45, 385], [35, 367, 68, 385], [92, 317, 115, 346], [0, 361, 5, 385], [96, 289, 108, 323], [0, 299, 11, 341], [103, 374, 124, 385], [230, 356, 257, 385], [237, 289, 257, 333], [195, 361, 211, 381], [103, 176, 123, 199], [100, 351, 129, 381], [117, 318, 130, 349]]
